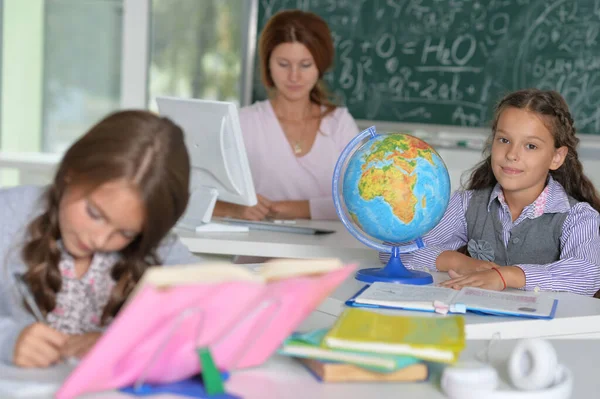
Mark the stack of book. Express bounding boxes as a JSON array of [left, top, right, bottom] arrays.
[[279, 308, 465, 382]]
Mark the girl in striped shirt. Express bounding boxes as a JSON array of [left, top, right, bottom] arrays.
[[385, 89, 600, 296]]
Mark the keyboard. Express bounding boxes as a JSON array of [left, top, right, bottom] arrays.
[[217, 218, 335, 235]]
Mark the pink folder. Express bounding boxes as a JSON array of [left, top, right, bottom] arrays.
[[56, 265, 355, 399]]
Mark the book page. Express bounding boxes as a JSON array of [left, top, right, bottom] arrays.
[[139, 259, 343, 288], [354, 282, 458, 310], [125, 263, 264, 307], [143, 263, 262, 286], [453, 287, 556, 317], [260, 258, 343, 281]]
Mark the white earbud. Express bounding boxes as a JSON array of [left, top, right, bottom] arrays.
[[441, 339, 573, 399]]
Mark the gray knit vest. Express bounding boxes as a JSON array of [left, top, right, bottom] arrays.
[[465, 187, 577, 266]]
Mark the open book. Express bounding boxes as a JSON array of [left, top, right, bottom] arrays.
[[346, 282, 558, 319], [57, 259, 355, 399], [128, 258, 347, 298]]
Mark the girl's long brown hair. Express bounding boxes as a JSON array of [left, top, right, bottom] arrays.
[[259, 9, 337, 117], [466, 88, 600, 213], [22, 110, 190, 323]]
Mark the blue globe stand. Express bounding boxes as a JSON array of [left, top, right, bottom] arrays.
[[355, 245, 433, 285]]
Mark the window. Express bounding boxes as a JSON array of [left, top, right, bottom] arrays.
[[0, 0, 250, 157], [1, 0, 123, 154], [43, 0, 123, 152], [148, 0, 245, 109]]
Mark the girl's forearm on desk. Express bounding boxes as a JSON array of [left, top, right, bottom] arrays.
[[435, 251, 486, 272], [502, 266, 526, 289], [437, 251, 526, 288]]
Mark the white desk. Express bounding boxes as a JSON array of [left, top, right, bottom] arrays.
[[2, 338, 598, 398], [3, 290, 600, 398], [76, 339, 599, 398], [173, 226, 600, 340], [176, 224, 600, 339], [309, 271, 600, 340], [8, 340, 595, 398], [177, 220, 376, 261]]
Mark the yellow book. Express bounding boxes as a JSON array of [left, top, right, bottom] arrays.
[[324, 308, 465, 363]]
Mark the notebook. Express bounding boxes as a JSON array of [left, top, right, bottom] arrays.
[[279, 328, 420, 372], [56, 258, 355, 399], [346, 282, 558, 319], [297, 358, 428, 383], [323, 308, 465, 363]]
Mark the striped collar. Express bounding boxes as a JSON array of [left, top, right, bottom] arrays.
[[488, 176, 571, 218]]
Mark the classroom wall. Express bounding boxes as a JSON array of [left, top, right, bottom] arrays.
[[355, 121, 600, 193], [438, 147, 600, 192]]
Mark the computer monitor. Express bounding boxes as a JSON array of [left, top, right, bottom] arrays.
[[156, 96, 257, 232]]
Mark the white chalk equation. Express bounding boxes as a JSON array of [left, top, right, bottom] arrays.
[[257, 0, 600, 132]]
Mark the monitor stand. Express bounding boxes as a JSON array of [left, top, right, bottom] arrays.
[[177, 187, 249, 233]]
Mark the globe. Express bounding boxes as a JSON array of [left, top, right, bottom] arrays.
[[332, 127, 451, 284]]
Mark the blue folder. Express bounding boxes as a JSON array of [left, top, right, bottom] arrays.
[[120, 376, 241, 399]]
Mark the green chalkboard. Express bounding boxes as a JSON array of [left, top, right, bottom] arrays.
[[253, 0, 600, 133]]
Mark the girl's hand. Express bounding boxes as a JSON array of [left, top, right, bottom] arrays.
[[268, 200, 310, 220], [439, 269, 506, 291], [13, 323, 68, 368], [436, 251, 495, 275], [61, 332, 102, 359]]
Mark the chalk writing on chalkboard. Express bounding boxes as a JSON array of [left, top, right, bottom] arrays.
[[254, 0, 600, 133]]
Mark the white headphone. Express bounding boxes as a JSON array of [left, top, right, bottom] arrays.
[[441, 339, 573, 399]]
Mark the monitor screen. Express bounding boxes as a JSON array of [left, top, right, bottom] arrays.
[[156, 96, 257, 231]]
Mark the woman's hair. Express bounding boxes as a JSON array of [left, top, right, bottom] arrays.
[[22, 110, 190, 323], [466, 88, 600, 213], [259, 9, 337, 117]]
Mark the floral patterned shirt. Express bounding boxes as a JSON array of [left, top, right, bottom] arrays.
[[46, 250, 119, 334]]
